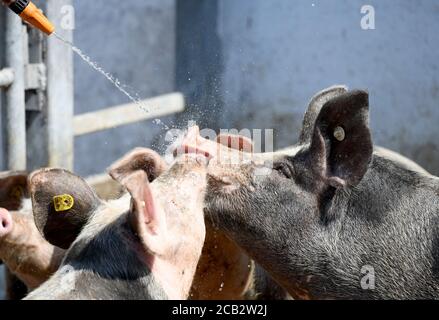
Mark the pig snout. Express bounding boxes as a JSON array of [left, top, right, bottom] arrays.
[[177, 126, 260, 193], [0, 208, 13, 238], [177, 126, 254, 166], [175, 126, 216, 159]]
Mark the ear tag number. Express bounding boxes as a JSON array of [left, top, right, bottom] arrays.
[[53, 194, 74, 212], [334, 126, 345, 142]]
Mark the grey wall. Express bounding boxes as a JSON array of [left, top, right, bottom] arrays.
[[73, 0, 176, 176], [215, 0, 439, 174], [3, 0, 438, 176], [175, 0, 224, 131]]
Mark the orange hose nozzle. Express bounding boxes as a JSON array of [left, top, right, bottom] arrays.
[[19, 1, 55, 35]]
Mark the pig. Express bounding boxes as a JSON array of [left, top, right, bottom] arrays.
[[1, 131, 429, 299], [0, 208, 65, 290], [25, 151, 208, 300], [189, 222, 255, 300], [0, 171, 37, 300], [180, 85, 439, 299], [0, 151, 288, 300]]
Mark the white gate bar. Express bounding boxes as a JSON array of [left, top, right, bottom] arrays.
[[73, 92, 185, 136]]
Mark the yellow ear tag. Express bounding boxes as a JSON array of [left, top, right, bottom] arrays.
[[10, 186, 24, 201], [53, 194, 74, 212]]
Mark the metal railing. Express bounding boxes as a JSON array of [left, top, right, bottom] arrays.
[[1, 0, 185, 173]]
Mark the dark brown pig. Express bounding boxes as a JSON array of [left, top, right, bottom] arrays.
[[0, 208, 65, 289]]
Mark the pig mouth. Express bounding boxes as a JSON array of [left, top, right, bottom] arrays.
[[176, 126, 254, 163]]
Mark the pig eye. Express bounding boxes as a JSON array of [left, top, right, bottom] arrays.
[[273, 162, 294, 179]]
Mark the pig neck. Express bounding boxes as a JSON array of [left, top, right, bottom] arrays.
[[144, 187, 203, 300], [0, 211, 65, 289], [145, 252, 196, 300], [28, 198, 168, 300]]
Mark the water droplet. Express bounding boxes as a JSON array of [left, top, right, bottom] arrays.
[[53, 33, 172, 131]]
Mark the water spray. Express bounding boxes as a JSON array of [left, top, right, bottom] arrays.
[[3, 0, 55, 35], [3, 1, 164, 129]]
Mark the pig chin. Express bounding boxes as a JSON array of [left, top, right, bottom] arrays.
[[206, 159, 256, 191], [204, 171, 253, 221]]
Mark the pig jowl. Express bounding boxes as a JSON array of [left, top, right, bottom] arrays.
[[26, 151, 208, 300], [180, 86, 439, 299], [0, 208, 65, 290]]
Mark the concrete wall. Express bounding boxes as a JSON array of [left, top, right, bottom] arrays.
[[215, 0, 439, 174], [73, 0, 176, 176], [2, 0, 439, 175]]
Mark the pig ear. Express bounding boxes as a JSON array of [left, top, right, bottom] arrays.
[[122, 170, 166, 255], [300, 85, 348, 144], [216, 134, 254, 152], [0, 171, 29, 210], [108, 148, 168, 184], [308, 90, 373, 188], [29, 168, 102, 249]]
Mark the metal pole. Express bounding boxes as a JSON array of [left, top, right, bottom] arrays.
[[4, 10, 26, 171], [45, 0, 74, 170]]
